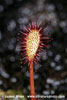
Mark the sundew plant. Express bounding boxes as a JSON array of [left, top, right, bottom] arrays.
[[17, 21, 52, 100]]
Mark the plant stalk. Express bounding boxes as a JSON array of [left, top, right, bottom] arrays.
[[30, 61, 36, 100]]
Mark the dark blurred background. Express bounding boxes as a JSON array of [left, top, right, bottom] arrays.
[[0, 0, 67, 100]]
